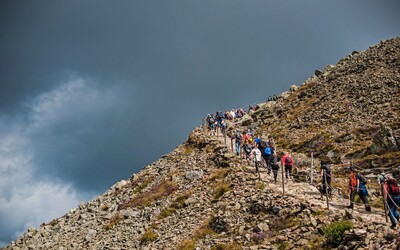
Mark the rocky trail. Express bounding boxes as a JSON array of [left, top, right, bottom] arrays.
[[211, 130, 399, 249]]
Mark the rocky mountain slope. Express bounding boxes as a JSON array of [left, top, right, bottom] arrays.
[[4, 37, 400, 250]]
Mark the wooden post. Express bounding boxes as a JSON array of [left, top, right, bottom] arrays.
[[324, 169, 330, 210], [381, 181, 389, 222], [310, 152, 314, 185], [281, 160, 285, 195], [224, 131, 227, 145]]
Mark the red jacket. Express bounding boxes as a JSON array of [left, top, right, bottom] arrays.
[[282, 154, 294, 166]]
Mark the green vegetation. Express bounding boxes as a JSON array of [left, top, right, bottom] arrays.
[[119, 180, 178, 210], [276, 241, 288, 250], [213, 182, 231, 199], [177, 218, 214, 250], [49, 219, 59, 226], [132, 177, 154, 194], [140, 229, 158, 244], [270, 215, 300, 231], [158, 207, 177, 219], [370, 196, 384, 209], [323, 220, 353, 247], [211, 243, 241, 250], [177, 240, 195, 250], [104, 212, 124, 231], [209, 169, 229, 181], [309, 236, 325, 250], [183, 144, 195, 156], [158, 192, 191, 219], [256, 181, 266, 190]]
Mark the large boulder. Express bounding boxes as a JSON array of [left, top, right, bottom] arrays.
[[369, 126, 398, 154]]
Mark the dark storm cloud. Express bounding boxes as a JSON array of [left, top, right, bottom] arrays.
[[1, 0, 400, 244]]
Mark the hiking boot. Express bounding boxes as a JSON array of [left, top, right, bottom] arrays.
[[347, 204, 354, 209], [391, 224, 397, 229], [365, 205, 371, 212]]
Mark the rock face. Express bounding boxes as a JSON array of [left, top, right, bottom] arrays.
[[4, 37, 400, 250]]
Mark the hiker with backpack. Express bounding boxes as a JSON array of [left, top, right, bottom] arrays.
[[320, 160, 332, 196], [271, 152, 281, 184], [242, 131, 253, 164], [348, 167, 371, 212], [382, 174, 400, 228], [282, 152, 294, 180], [206, 114, 216, 136], [263, 144, 273, 174]]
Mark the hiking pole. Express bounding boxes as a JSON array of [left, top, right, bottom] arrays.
[[281, 160, 285, 196], [310, 152, 314, 185], [324, 169, 330, 210], [380, 181, 389, 222], [231, 139, 234, 152]]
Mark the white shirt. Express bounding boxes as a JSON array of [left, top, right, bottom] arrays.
[[252, 148, 262, 162]]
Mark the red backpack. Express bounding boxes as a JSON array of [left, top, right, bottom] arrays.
[[387, 178, 400, 195]]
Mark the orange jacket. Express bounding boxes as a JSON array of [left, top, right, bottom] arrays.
[[349, 172, 357, 190]]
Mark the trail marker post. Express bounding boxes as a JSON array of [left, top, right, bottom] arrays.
[[310, 152, 314, 185], [324, 169, 330, 210], [281, 160, 285, 195]]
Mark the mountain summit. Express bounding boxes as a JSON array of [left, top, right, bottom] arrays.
[[4, 37, 400, 249]]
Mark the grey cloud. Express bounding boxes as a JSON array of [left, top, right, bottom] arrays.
[[0, 0, 400, 244]]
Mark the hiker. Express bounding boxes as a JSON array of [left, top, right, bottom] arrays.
[[320, 160, 332, 196], [383, 174, 400, 228], [230, 109, 236, 121], [268, 135, 276, 154], [271, 152, 281, 183], [263, 144, 273, 174], [220, 120, 227, 135], [348, 167, 371, 212], [216, 111, 223, 129], [282, 152, 294, 180], [242, 131, 253, 163], [232, 129, 242, 156], [251, 145, 262, 180], [206, 115, 216, 136]]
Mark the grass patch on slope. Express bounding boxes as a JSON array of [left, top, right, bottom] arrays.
[[119, 180, 178, 210]]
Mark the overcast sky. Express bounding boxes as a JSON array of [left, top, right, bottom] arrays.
[[0, 0, 399, 245]]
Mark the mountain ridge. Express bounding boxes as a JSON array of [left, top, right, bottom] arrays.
[[4, 37, 400, 250]]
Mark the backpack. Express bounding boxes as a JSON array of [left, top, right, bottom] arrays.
[[209, 117, 215, 124], [264, 147, 272, 155], [357, 174, 367, 185], [285, 156, 293, 165], [321, 164, 331, 174], [387, 178, 400, 195], [259, 140, 268, 149], [235, 132, 242, 141]]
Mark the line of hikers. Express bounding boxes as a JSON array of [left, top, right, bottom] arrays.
[[205, 109, 246, 128], [231, 128, 294, 184], [204, 111, 400, 229]]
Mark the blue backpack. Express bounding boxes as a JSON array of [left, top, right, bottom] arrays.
[[264, 147, 272, 155]]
